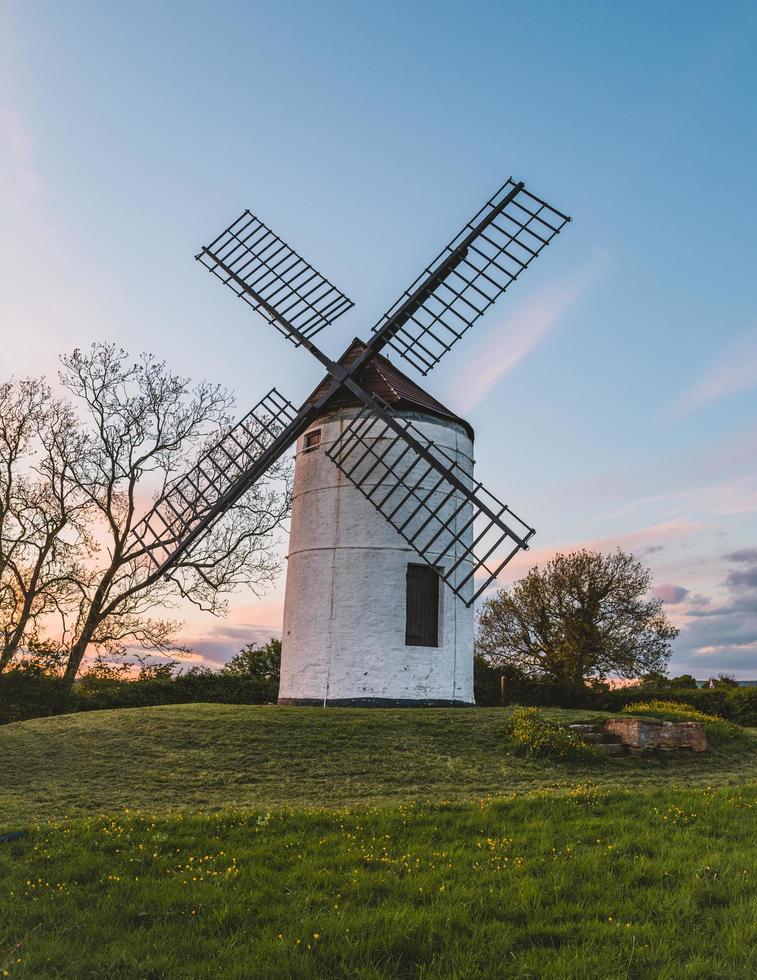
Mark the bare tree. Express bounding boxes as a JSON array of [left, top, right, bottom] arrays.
[[57, 344, 291, 686], [0, 379, 92, 670]]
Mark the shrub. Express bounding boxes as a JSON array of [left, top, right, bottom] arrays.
[[73, 669, 278, 713], [502, 707, 599, 763], [473, 658, 590, 708], [0, 667, 76, 724], [221, 638, 280, 686], [581, 685, 757, 726], [624, 700, 746, 744], [0, 640, 282, 724]]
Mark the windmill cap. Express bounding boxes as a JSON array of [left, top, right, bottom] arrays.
[[306, 338, 474, 441]]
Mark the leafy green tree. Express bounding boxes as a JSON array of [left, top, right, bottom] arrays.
[[476, 549, 678, 694], [222, 638, 281, 683], [669, 673, 698, 689], [639, 670, 670, 688], [136, 661, 177, 682], [638, 671, 698, 690]]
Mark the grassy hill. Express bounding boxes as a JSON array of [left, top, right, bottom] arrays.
[[1, 705, 755, 978], [2, 703, 757, 824]]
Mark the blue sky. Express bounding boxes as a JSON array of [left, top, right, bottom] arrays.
[[2, 1, 756, 677]]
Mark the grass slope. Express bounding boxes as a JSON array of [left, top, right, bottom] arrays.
[[1, 706, 755, 978], [2, 704, 757, 823], [1, 788, 755, 978]]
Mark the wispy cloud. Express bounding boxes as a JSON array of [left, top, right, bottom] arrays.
[[479, 517, 699, 591], [175, 599, 285, 667], [452, 252, 605, 413], [605, 477, 757, 521], [668, 328, 757, 418], [180, 624, 282, 666], [0, 102, 46, 202], [695, 641, 757, 656]]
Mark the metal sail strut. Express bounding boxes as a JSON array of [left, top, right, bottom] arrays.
[[326, 404, 534, 605], [130, 389, 305, 575], [136, 177, 571, 590]]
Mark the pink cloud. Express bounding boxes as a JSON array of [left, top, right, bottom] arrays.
[[668, 327, 757, 418], [476, 517, 700, 594], [175, 599, 284, 668], [451, 252, 605, 414], [606, 478, 757, 521], [0, 103, 46, 199], [227, 600, 285, 630], [654, 584, 690, 604]]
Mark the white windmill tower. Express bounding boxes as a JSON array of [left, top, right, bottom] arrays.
[[279, 341, 477, 705], [129, 179, 570, 705]]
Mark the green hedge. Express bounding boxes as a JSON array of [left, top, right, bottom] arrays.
[[3, 663, 755, 727], [604, 686, 757, 727], [623, 699, 748, 744], [473, 659, 757, 726], [0, 668, 278, 725], [0, 670, 77, 724]]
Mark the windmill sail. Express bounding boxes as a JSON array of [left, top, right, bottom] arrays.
[[183, 176, 570, 605], [369, 179, 570, 374], [196, 210, 354, 345], [130, 388, 302, 573], [326, 403, 534, 605]]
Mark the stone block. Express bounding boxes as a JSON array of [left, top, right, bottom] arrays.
[[602, 717, 707, 753], [596, 742, 625, 756]]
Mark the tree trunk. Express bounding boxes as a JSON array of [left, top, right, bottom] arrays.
[[0, 594, 32, 674], [0, 643, 16, 672], [62, 633, 91, 689], [0, 595, 37, 672], [62, 569, 114, 689], [0, 632, 22, 672], [0, 538, 58, 672], [62, 598, 106, 689]]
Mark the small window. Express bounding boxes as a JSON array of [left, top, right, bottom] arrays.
[[405, 563, 440, 647], [303, 429, 321, 452]]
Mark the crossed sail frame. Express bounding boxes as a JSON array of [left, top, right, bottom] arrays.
[[129, 178, 570, 599]]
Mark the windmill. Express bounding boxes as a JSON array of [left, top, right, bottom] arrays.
[[131, 178, 570, 705]]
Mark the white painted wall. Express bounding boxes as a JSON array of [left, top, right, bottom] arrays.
[[278, 408, 475, 705]]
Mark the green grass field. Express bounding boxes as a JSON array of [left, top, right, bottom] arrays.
[[1, 705, 755, 978], [2, 704, 756, 821]]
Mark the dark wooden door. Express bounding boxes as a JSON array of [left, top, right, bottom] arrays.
[[405, 563, 440, 647]]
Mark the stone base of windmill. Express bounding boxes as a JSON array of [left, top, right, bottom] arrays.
[[602, 718, 707, 753]]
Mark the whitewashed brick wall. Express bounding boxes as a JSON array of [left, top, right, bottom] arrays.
[[278, 408, 475, 705]]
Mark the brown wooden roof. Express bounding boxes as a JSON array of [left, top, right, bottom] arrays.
[[306, 339, 474, 440]]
